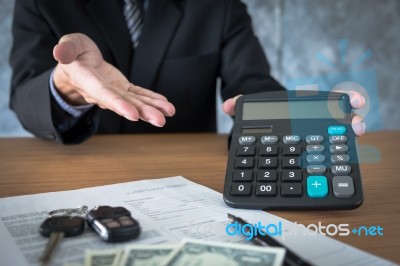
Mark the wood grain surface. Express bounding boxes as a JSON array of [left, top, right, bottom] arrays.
[[0, 131, 399, 263]]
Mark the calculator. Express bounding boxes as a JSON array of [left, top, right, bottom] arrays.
[[223, 90, 363, 210]]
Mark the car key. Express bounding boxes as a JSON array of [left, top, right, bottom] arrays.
[[38, 216, 85, 264], [86, 206, 141, 242]]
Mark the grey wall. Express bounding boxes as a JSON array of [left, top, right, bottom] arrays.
[[1, 0, 399, 137], [0, 0, 28, 136]]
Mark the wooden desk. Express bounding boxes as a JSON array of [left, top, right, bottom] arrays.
[[0, 131, 399, 263]]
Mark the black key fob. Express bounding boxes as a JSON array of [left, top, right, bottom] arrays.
[[39, 216, 85, 237], [86, 206, 141, 242]]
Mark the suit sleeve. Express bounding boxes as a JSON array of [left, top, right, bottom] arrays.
[[219, 0, 285, 101], [9, 0, 98, 144]]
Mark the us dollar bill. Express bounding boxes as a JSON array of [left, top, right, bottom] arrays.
[[119, 244, 177, 266], [161, 238, 286, 266], [84, 248, 123, 266]]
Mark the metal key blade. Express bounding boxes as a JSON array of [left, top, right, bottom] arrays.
[[39, 232, 65, 264], [38, 216, 85, 264]]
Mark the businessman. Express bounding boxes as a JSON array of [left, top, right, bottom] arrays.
[[9, 0, 366, 144]]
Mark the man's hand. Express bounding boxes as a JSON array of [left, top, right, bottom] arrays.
[[222, 91, 367, 137], [53, 33, 175, 127]]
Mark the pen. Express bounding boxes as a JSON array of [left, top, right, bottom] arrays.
[[228, 213, 313, 266]]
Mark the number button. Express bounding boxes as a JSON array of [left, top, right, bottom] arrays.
[[233, 170, 253, 182], [258, 158, 278, 169], [256, 184, 277, 197], [259, 145, 278, 156], [281, 157, 301, 169], [281, 170, 302, 182], [236, 146, 255, 156], [282, 145, 301, 156], [235, 158, 254, 169], [257, 170, 277, 182], [231, 184, 252, 196]]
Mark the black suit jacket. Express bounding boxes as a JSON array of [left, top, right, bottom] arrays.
[[9, 0, 284, 144]]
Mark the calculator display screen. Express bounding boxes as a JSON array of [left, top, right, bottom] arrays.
[[242, 100, 345, 120]]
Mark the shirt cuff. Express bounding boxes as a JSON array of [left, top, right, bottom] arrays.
[[49, 69, 93, 118]]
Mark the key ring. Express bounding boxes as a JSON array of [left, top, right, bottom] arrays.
[[48, 205, 89, 217]]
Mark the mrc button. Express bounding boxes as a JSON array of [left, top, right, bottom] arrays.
[[283, 135, 301, 144]]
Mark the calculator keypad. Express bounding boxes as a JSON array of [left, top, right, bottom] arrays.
[[227, 126, 361, 209]]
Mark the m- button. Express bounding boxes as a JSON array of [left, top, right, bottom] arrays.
[[261, 136, 278, 145]]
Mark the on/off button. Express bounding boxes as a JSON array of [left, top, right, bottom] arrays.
[[328, 126, 346, 135]]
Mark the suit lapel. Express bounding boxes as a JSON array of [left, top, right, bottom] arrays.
[[85, 0, 133, 75], [130, 0, 182, 89]]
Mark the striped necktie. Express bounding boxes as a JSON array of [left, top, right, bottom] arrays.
[[123, 0, 144, 48]]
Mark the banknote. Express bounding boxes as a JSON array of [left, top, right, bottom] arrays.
[[161, 238, 285, 266], [84, 248, 123, 266], [119, 244, 177, 266]]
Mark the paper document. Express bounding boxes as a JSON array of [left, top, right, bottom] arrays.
[[0, 176, 396, 266]]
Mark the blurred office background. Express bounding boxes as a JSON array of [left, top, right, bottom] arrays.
[[1, 0, 399, 137]]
